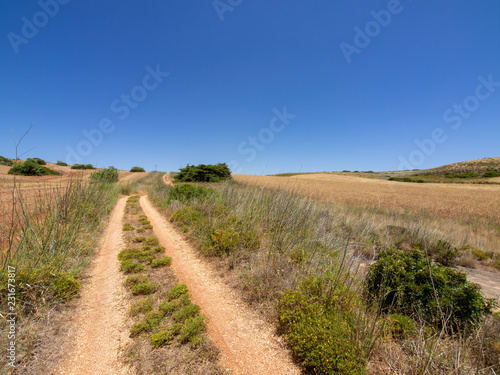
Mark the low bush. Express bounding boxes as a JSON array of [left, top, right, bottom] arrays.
[[151, 330, 174, 348], [71, 163, 95, 170], [167, 284, 189, 300], [151, 257, 172, 268], [8, 160, 60, 176], [130, 166, 145, 172], [123, 223, 134, 231], [445, 172, 479, 178], [279, 277, 367, 375], [130, 297, 154, 316], [365, 247, 496, 330], [483, 170, 500, 178], [56, 160, 68, 166], [178, 315, 207, 344], [174, 163, 231, 182], [26, 157, 46, 165], [429, 240, 459, 266], [124, 275, 149, 288], [132, 282, 158, 295], [170, 207, 206, 231], [118, 248, 142, 260], [51, 274, 80, 300], [91, 166, 119, 183], [0, 155, 12, 166], [172, 302, 201, 322], [120, 260, 145, 274]]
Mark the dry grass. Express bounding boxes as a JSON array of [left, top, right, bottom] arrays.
[[234, 174, 500, 255]]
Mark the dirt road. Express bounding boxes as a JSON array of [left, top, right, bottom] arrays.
[[54, 196, 130, 375], [140, 196, 301, 375]]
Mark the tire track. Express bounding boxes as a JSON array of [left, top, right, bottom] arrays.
[[54, 196, 130, 375], [140, 195, 301, 375]]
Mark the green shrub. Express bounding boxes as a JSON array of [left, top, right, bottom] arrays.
[[178, 315, 207, 344], [51, 274, 80, 300], [0, 155, 12, 166], [145, 310, 165, 326], [172, 303, 201, 322], [124, 275, 149, 288], [153, 246, 165, 254], [26, 157, 46, 165], [130, 297, 154, 315], [152, 257, 172, 268], [202, 229, 240, 255], [386, 313, 416, 339], [429, 240, 459, 266], [120, 260, 145, 273], [151, 330, 174, 348], [71, 163, 95, 170], [167, 284, 189, 300], [123, 223, 134, 231], [365, 247, 496, 330], [445, 172, 479, 178], [118, 248, 142, 260], [56, 160, 68, 166], [130, 320, 152, 335], [130, 166, 145, 172], [279, 278, 366, 374], [174, 163, 231, 182], [132, 282, 158, 295], [470, 247, 489, 261], [483, 170, 500, 178], [146, 237, 159, 245], [168, 184, 215, 203], [91, 166, 119, 183], [8, 160, 60, 176]]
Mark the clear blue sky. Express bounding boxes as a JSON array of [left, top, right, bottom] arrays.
[[1, 1, 499, 174]]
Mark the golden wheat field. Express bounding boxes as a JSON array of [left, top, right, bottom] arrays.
[[234, 173, 500, 224]]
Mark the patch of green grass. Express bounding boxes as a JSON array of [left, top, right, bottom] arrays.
[[120, 260, 145, 274], [118, 248, 142, 260], [167, 284, 189, 300], [143, 224, 153, 229], [127, 195, 140, 202], [130, 320, 152, 336], [123, 223, 135, 231], [172, 302, 201, 322], [146, 237, 159, 245], [130, 297, 154, 316], [124, 275, 149, 288], [132, 282, 158, 295], [153, 246, 165, 253], [151, 257, 172, 268], [131, 236, 147, 243], [151, 330, 174, 348], [51, 274, 80, 300], [178, 315, 207, 344]]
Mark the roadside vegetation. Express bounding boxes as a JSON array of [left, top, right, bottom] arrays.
[[0, 156, 13, 166], [70, 163, 95, 170], [119, 195, 223, 374], [8, 159, 60, 176], [130, 166, 145, 172], [147, 171, 500, 374], [0, 178, 120, 371], [174, 163, 231, 183]]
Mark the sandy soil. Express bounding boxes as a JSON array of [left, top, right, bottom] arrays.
[[163, 173, 174, 186], [140, 195, 301, 375], [53, 196, 131, 375]]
